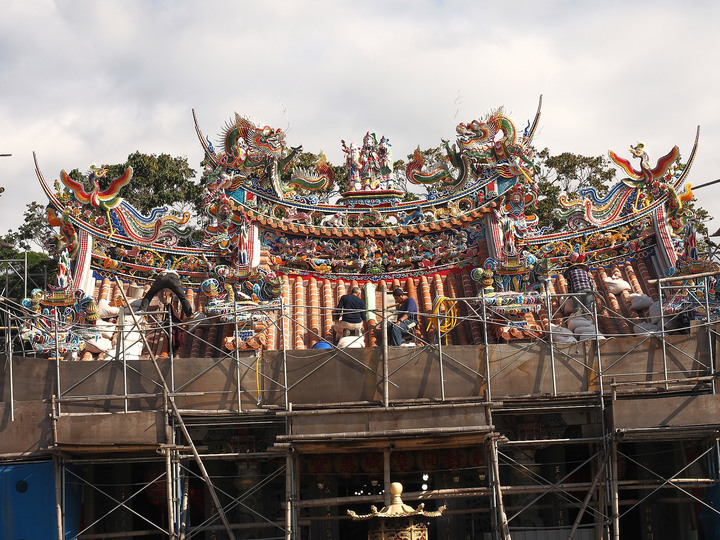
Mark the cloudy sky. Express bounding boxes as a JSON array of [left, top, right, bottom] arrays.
[[1, 0, 719, 237]]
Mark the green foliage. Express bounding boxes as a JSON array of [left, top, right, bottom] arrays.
[[103, 152, 201, 216], [3, 201, 55, 252], [0, 244, 56, 300], [534, 180, 564, 231], [536, 148, 616, 195], [672, 152, 710, 237], [407, 147, 447, 165], [532, 148, 617, 231]]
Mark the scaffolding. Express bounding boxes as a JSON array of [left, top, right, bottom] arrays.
[[2, 272, 720, 539]]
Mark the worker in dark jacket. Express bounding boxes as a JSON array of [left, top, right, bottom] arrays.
[[140, 269, 193, 318], [333, 286, 366, 341]]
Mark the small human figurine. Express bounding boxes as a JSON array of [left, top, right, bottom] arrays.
[[387, 287, 418, 346], [333, 286, 366, 342]]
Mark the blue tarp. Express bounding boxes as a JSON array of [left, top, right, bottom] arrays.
[[0, 461, 81, 540]]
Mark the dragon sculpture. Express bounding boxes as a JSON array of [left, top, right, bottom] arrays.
[[204, 113, 333, 197], [405, 107, 537, 194]]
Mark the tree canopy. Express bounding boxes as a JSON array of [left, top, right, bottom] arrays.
[[532, 148, 617, 231], [104, 152, 201, 216]]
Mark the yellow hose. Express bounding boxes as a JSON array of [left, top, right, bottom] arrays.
[[426, 296, 460, 343], [255, 351, 261, 399]]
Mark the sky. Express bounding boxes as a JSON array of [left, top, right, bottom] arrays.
[[1, 0, 719, 238]]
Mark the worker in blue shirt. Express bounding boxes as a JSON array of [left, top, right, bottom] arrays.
[[388, 287, 418, 345]]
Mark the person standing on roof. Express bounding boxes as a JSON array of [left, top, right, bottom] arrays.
[[387, 287, 418, 346], [564, 252, 595, 315], [333, 286, 366, 342]]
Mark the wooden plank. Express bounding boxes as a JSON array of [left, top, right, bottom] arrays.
[[614, 394, 720, 431], [485, 342, 588, 397], [55, 410, 164, 446], [593, 333, 708, 386], [261, 349, 381, 406], [288, 404, 490, 438], [0, 401, 53, 455], [0, 356, 56, 401], [388, 346, 483, 400]]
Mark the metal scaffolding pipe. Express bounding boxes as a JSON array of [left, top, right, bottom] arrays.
[[114, 278, 237, 540], [382, 282, 389, 408], [568, 451, 608, 539]]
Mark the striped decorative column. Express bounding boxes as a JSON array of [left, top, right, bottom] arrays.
[[461, 272, 484, 345], [636, 259, 659, 302], [281, 275, 291, 350], [294, 277, 306, 350], [418, 276, 433, 340], [323, 279, 334, 343], [308, 277, 320, 347], [445, 273, 468, 345], [594, 268, 629, 335]]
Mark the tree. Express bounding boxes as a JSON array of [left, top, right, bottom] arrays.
[[0, 243, 56, 300], [4, 201, 55, 252], [532, 148, 617, 231], [103, 152, 201, 216]]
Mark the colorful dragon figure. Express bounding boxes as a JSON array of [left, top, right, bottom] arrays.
[[207, 114, 331, 197], [46, 208, 79, 258], [405, 108, 536, 193], [405, 141, 471, 190], [457, 108, 536, 181], [286, 151, 336, 193], [557, 142, 691, 231], [110, 202, 192, 246]]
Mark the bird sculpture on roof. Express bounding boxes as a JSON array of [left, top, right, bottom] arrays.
[[59, 165, 132, 210], [59, 165, 133, 236]]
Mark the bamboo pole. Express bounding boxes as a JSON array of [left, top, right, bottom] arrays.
[[55, 454, 64, 540], [165, 446, 175, 538], [610, 380, 620, 540]]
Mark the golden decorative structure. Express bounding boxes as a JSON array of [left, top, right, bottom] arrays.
[[347, 482, 445, 540]]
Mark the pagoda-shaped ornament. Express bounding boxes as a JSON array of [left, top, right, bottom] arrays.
[[347, 482, 445, 540]]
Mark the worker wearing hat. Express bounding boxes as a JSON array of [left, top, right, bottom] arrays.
[[387, 287, 418, 346]]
